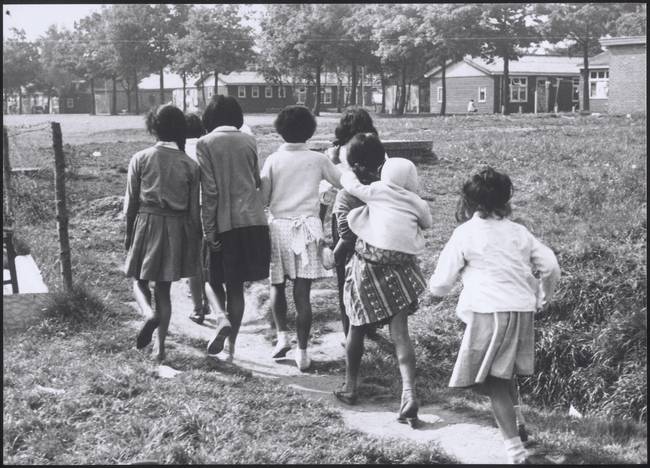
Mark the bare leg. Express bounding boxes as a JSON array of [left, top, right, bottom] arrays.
[[344, 325, 365, 393], [293, 278, 312, 349], [270, 281, 288, 332], [153, 281, 172, 362], [188, 274, 204, 311], [486, 376, 518, 440], [336, 261, 349, 337], [225, 281, 245, 352], [136, 280, 152, 307], [388, 310, 416, 393]]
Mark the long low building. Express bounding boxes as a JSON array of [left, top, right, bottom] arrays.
[[424, 55, 582, 114]]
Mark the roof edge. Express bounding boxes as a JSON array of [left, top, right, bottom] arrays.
[[600, 36, 647, 47]]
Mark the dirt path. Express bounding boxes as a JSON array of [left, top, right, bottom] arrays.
[[129, 281, 509, 465]]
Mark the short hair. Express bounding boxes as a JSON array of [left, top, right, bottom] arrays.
[[334, 107, 378, 147], [457, 166, 513, 221], [346, 133, 386, 185], [185, 113, 205, 139], [202, 95, 244, 132], [145, 104, 186, 151], [274, 105, 316, 143]]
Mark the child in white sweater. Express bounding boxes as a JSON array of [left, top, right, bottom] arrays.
[[260, 105, 341, 371], [428, 167, 560, 464]]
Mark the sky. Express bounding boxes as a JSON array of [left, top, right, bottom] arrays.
[[2, 4, 263, 40]]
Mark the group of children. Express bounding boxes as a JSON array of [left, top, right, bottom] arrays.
[[124, 100, 561, 464]]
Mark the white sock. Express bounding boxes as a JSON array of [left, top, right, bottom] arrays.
[[277, 331, 289, 343], [504, 436, 527, 464], [297, 347, 309, 360]]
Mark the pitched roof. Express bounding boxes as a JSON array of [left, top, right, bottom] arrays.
[[577, 51, 610, 69], [426, 54, 582, 78]]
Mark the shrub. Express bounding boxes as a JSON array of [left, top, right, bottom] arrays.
[[43, 284, 111, 332]]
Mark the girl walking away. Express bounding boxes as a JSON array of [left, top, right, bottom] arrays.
[[260, 105, 341, 372], [124, 104, 201, 363], [334, 134, 432, 429], [197, 96, 270, 361], [184, 113, 211, 325], [324, 108, 382, 340], [428, 167, 560, 464]]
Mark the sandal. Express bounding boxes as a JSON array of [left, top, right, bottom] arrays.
[[333, 383, 358, 405], [136, 317, 160, 349], [397, 391, 420, 428]]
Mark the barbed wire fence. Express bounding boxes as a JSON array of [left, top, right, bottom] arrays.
[[3, 121, 75, 291]]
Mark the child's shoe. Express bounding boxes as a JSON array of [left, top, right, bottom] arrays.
[[272, 331, 292, 358], [136, 317, 160, 349], [397, 389, 420, 428], [295, 348, 311, 372], [207, 321, 232, 355]]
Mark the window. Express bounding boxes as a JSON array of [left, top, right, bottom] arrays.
[[265, 86, 272, 98], [589, 70, 609, 99], [296, 87, 306, 104], [279, 86, 287, 98], [251, 86, 259, 98], [66, 98, 74, 109], [572, 78, 580, 102], [437, 87, 443, 103], [509, 77, 527, 102], [321, 88, 332, 104], [478, 86, 487, 103], [238, 86, 246, 98]]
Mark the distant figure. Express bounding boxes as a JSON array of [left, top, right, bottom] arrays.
[[467, 99, 478, 113], [428, 167, 561, 464], [124, 104, 202, 363]]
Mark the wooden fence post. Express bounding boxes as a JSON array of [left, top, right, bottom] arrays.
[[51, 122, 73, 291], [3, 126, 14, 224]]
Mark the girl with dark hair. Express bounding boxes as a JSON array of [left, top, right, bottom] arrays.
[[260, 105, 341, 372], [429, 167, 561, 464], [196, 95, 270, 361], [322, 108, 382, 340], [124, 104, 201, 363], [334, 134, 432, 430]]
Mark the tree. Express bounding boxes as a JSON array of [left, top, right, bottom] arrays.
[[168, 5, 194, 112], [418, 4, 484, 115], [176, 5, 254, 104], [615, 4, 646, 36], [360, 4, 430, 115], [3, 28, 41, 114], [37, 25, 77, 113], [478, 3, 542, 115], [538, 3, 622, 113], [260, 4, 343, 115]]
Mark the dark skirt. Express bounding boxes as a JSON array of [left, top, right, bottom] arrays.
[[209, 225, 271, 285], [343, 238, 426, 327]]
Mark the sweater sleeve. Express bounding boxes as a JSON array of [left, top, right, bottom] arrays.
[[341, 171, 375, 203], [417, 199, 433, 229], [197, 140, 219, 238], [428, 229, 466, 296], [334, 190, 361, 243], [321, 155, 342, 189], [529, 234, 561, 307], [123, 153, 141, 220], [259, 154, 273, 207]]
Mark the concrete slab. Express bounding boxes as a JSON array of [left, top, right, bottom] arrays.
[[3, 255, 48, 295]]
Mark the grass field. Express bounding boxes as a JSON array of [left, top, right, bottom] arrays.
[[3, 111, 647, 464]]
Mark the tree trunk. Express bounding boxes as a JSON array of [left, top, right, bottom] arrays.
[[182, 72, 187, 112], [502, 54, 510, 115], [134, 70, 140, 115], [214, 70, 219, 96], [46, 93, 51, 114], [397, 65, 407, 115], [159, 67, 165, 105], [380, 71, 386, 114], [582, 43, 590, 112], [350, 62, 358, 105], [200, 71, 206, 108], [337, 75, 343, 113], [313, 63, 321, 116], [18, 91, 22, 115], [90, 77, 96, 115], [126, 86, 131, 113], [440, 58, 447, 115], [111, 76, 117, 115]]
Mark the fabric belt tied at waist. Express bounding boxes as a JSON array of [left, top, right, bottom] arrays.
[[272, 215, 323, 267], [138, 205, 188, 217]]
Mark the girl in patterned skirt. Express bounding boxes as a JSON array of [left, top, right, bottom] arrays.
[[429, 167, 560, 464], [334, 134, 432, 429], [260, 105, 341, 372], [124, 104, 201, 363]]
